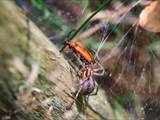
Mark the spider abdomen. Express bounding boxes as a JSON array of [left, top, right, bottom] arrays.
[[80, 77, 95, 95]]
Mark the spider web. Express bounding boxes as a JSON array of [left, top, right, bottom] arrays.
[[62, 1, 159, 119], [62, 0, 160, 119], [92, 1, 160, 119], [17, 0, 160, 119]]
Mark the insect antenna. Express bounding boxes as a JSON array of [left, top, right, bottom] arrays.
[[60, 29, 77, 52]]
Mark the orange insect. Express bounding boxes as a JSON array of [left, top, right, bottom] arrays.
[[67, 41, 95, 64], [60, 29, 95, 64], [60, 37, 95, 65]]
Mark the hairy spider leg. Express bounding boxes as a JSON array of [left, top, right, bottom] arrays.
[[92, 62, 105, 76], [66, 81, 83, 109], [67, 76, 97, 109], [90, 80, 98, 96]]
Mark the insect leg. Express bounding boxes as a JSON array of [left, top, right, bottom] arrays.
[[60, 29, 76, 52], [77, 55, 86, 68]]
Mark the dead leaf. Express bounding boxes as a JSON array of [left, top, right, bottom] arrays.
[[139, 1, 160, 32]]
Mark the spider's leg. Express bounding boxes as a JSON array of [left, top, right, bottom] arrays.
[[64, 90, 75, 99], [93, 62, 105, 76], [66, 80, 86, 109], [93, 70, 105, 76], [90, 80, 98, 96], [66, 85, 83, 110]]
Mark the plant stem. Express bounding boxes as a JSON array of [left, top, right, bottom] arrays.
[[60, 0, 112, 52], [69, 0, 112, 40]]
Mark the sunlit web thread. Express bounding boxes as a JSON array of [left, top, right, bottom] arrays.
[[106, 26, 137, 91], [109, 26, 158, 98], [117, 21, 139, 66], [101, 21, 138, 95], [128, 24, 139, 65], [107, 23, 155, 96], [134, 60, 153, 95], [134, 60, 148, 95], [78, 0, 127, 58], [92, 13, 138, 95], [94, 1, 126, 60], [95, 0, 141, 61], [94, 0, 142, 62], [99, 20, 138, 64], [145, 59, 154, 94], [108, 51, 129, 95]]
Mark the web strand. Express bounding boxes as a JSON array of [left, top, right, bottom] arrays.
[[95, 0, 141, 61]]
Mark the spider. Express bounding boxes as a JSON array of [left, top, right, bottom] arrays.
[[66, 60, 105, 109], [60, 31, 105, 109]]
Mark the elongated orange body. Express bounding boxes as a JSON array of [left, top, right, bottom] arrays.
[[68, 41, 95, 64]]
